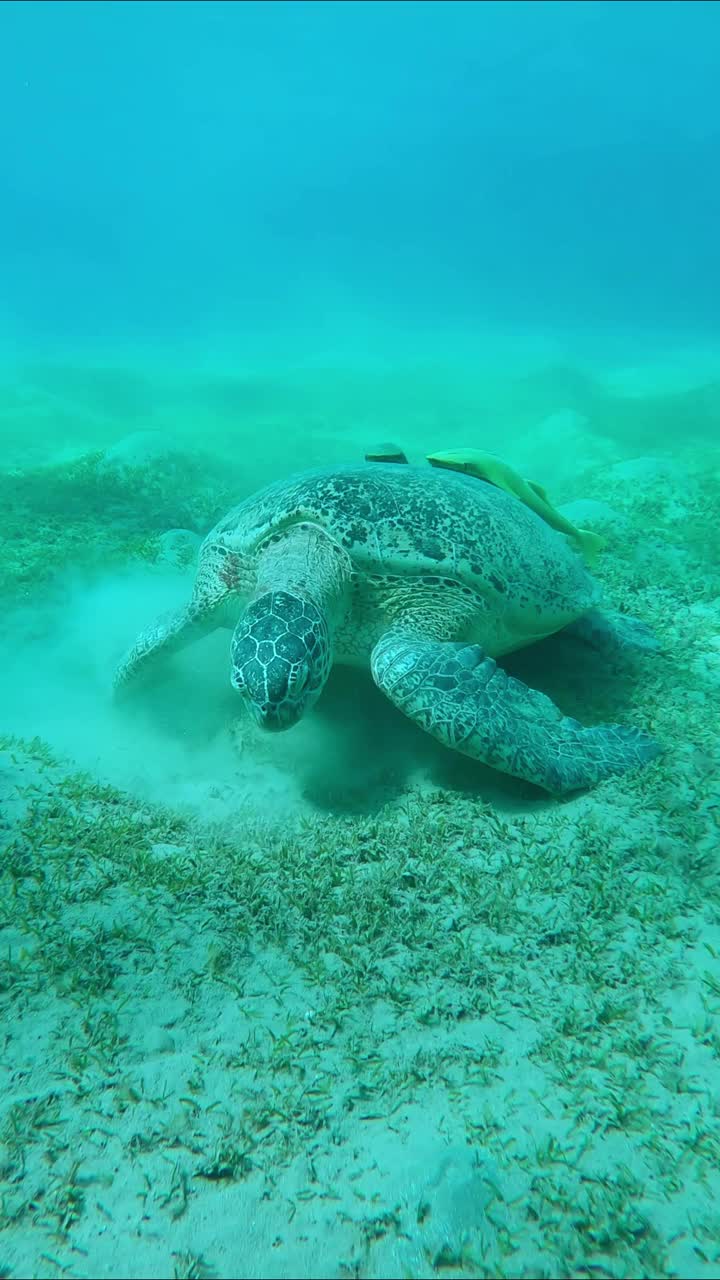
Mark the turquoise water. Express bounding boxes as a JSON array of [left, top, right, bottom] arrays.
[[1, 4, 719, 1278], [3, 0, 719, 354]]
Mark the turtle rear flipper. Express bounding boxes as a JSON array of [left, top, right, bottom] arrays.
[[371, 630, 662, 794], [564, 609, 661, 658]]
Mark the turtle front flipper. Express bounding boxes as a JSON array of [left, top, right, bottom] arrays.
[[113, 603, 219, 697], [371, 631, 662, 794]]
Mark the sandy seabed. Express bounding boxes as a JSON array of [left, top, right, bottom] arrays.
[[1, 342, 719, 1280]]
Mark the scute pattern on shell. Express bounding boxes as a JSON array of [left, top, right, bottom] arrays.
[[202, 463, 599, 634]]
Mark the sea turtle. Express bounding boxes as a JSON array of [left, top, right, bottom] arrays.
[[114, 462, 662, 794]]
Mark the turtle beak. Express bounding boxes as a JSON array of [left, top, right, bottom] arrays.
[[250, 701, 301, 732]]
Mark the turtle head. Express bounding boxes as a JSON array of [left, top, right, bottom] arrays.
[[230, 590, 332, 731]]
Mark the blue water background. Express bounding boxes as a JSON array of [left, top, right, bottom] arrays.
[[1, 0, 718, 359]]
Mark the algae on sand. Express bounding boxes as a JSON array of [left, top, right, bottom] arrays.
[[1, 361, 720, 1279]]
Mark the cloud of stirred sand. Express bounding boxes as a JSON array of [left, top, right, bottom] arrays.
[[0, 568, 307, 820], [0, 564, 442, 824]]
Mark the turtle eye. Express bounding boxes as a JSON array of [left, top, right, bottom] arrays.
[[231, 664, 247, 692], [288, 663, 310, 698]]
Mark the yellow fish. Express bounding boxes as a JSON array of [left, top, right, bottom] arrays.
[[427, 448, 605, 566]]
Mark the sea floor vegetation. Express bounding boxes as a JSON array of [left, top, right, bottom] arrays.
[[1, 356, 719, 1279]]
